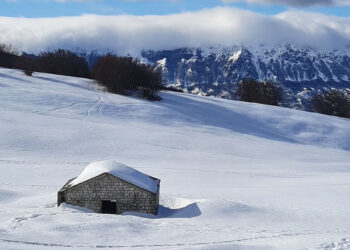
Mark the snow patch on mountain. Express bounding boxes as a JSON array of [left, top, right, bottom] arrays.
[[229, 49, 242, 63]]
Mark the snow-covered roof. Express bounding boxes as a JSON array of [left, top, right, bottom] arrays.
[[68, 160, 159, 193]]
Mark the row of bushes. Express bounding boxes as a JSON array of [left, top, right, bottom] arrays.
[[0, 44, 163, 100], [236, 78, 350, 119], [0, 45, 90, 78]]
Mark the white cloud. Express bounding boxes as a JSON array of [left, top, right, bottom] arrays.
[[222, 0, 350, 7], [0, 7, 349, 55]]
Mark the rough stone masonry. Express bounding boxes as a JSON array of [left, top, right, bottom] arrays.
[[58, 173, 160, 215]]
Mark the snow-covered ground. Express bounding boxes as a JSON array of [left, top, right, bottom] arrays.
[[0, 67, 350, 249]]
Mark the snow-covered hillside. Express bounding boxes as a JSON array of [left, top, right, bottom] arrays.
[[0, 67, 350, 249]]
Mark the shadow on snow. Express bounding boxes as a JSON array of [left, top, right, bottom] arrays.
[[123, 202, 201, 219]]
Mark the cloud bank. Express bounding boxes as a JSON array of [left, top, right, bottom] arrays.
[[222, 0, 350, 7], [11, 0, 350, 7], [0, 7, 349, 55]]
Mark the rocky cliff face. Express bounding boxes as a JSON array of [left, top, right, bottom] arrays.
[[142, 44, 350, 110]]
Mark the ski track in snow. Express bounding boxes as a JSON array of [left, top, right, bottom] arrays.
[[0, 232, 331, 249], [48, 101, 96, 112], [80, 94, 120, 161], [0, 231, 348, 249]]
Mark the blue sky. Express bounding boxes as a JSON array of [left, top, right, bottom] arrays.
[[1, 0, 349, 17]]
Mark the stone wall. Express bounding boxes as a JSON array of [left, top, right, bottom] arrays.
[[58, 173, 159, 215]]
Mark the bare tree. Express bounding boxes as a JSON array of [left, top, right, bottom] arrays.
[[0, 44, 18, 55], [236, 78, 282, 106], [92, 54, 163, 100], [37, 49, 90, 78], [311, 89, 350, 118], [0, 43, 18, 68]]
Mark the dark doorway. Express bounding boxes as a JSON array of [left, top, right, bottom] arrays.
[[101, 200, 117, 214]]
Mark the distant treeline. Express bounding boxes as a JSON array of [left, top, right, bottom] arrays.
[[0, 44, 163, 101], [236, 78, 350, 119]]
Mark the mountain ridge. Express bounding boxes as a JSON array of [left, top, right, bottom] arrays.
[[72, 44, 350, 110], [141, 44, 350, 110]]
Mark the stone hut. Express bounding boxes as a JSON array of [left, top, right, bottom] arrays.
[[57, 160, 160, 215]]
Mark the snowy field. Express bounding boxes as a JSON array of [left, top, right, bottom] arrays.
[[0, 67, 350, 249]]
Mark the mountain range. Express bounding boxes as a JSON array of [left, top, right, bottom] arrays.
[[77, 44, 350, 110], [141, 44, 350, 110]]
